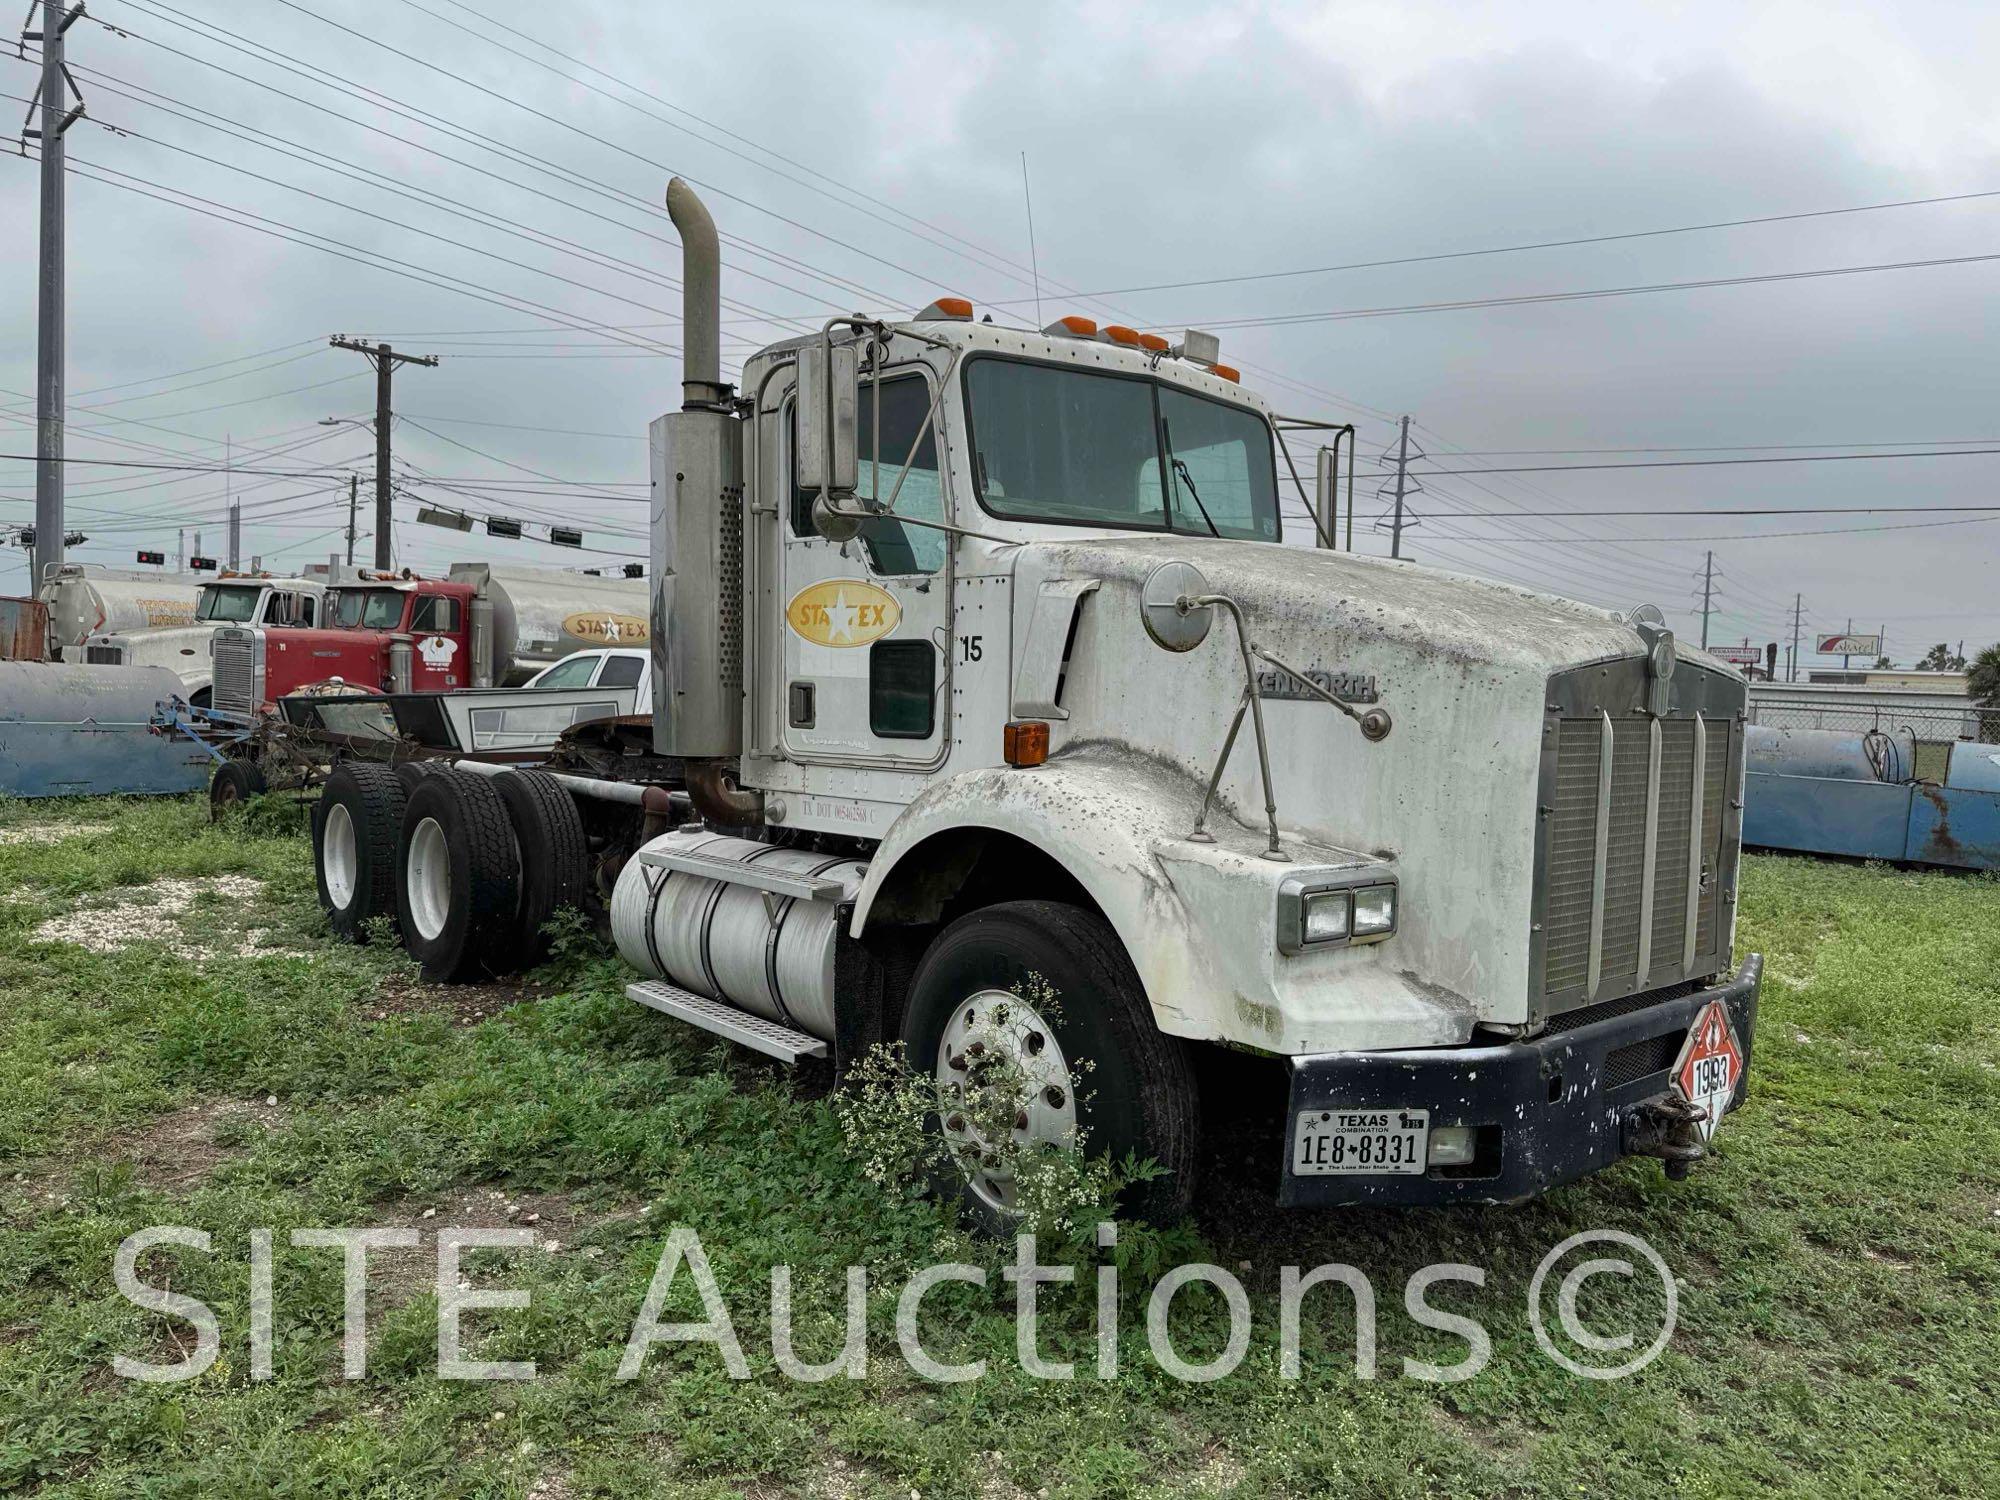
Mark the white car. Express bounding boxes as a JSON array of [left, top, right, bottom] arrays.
[[526, 647, 651, 713]]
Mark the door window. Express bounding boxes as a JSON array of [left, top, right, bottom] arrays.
[[410, 595, 461, 633], [534, 654, 599, 688], [598, 653, 645, 687], [791, 371, 946, 575]]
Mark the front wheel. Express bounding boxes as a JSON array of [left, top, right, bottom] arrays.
[[208, 758, 267, 820], [899, 900, 1199, 1225]]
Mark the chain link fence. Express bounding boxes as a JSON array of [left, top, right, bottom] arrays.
[[1746, 688, 1998, 781]]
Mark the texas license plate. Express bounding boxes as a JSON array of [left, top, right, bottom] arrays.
[[1293, 1108, 1430, 1175]]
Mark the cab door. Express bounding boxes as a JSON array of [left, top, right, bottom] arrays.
[[407, 591, 465, 691], [778, 365, 952, 768]]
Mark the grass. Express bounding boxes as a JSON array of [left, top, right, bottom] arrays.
[[0, 794, 1995, 1497]]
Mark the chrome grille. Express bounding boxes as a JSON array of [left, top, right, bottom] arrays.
[[1535, 660, 1743, 1017], [84, 644, 124, 665], [212, 628, 262, 717]]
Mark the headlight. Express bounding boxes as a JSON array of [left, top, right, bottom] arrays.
[[1276, 874, 1399, 952], [1352, 884, 1396, 937], [1302, 890, 1351, 943]]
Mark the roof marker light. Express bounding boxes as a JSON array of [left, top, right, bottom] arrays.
[[1211, 363, 1241, 383], [1101, 325, 1141, 346], [915, 296, 974, 321], [1044, 315, 1098, 338], [1137, 333, 1170, 352]]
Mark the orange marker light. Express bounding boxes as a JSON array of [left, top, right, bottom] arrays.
[[915, 296, 974, 320], [1044, 315, 1098, 338], [1102, 324, 1141, 346], [1211, 363, 1240, 382], [1137, 332, 1170, 352], [1003, 720, 1050, 767]]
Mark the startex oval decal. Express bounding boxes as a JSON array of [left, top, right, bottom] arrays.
[[562, 611, 650, 646], [784, 579, 902, 648]]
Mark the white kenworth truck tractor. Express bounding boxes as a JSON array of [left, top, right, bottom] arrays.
[[311, 178, 1759, 1222]]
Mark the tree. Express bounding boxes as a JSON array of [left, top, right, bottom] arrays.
[[1971, 644, 2000, 743], [1871, 656, 1893, 670], [1917, 642, 1967, 672]]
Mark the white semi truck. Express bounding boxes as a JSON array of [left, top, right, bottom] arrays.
[[310, 179, 1760, 1221], [87, 570, 328, 706]]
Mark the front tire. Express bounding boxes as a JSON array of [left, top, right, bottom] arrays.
[[396, 771, 522, 982], [209, 758, 268, 820], [899, 900, 1200, 1225]]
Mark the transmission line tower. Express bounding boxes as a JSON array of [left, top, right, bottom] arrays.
[[1375, 415, 1424, 559]]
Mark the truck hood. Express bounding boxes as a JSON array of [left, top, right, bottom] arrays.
[[1009, 535, 1711, 1029]]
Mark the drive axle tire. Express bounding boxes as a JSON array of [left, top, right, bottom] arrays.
[[900, 899, 1200, 1227], [393, 761, 443, 797], [314, 762, 406, 942], [491, 769, 589, 965], [397, 770, 522, 983], [209, 759, 267, 820]]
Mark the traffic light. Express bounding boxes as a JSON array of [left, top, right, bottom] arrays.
[[190, 556, 218, 572], [549, 526, 583, 548], [485, 516, 523, 539], [136, 549, 166, 566]]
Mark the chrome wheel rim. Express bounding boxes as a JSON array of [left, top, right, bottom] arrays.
[[407, 816, 451, 941], [323, 802, 357, 909], [933, 987, 1078, 1215]]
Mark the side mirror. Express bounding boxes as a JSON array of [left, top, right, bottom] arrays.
[[797, 334, 859, 510], [1140, 560, 1213, 652]]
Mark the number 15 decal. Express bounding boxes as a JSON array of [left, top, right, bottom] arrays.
[[957, 634, 983, 663]]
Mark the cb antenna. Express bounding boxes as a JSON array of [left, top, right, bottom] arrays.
[[1020, 151, 1043, 328]]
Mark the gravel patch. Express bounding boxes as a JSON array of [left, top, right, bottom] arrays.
[[0, 822, 113, 846], [31, 875, 304, 959]]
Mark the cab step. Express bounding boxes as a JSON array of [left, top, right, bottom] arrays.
[[625, 979, 829, 1064]]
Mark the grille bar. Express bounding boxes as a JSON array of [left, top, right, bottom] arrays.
[[1586, 709, 1613, 997], [1636, 717, 1662, 990], [1683, 712, 1705, 973]]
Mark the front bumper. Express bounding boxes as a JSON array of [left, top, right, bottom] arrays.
[[1279, 956, 1761, 1207]]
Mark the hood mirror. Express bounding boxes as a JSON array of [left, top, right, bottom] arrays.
[[1141, 560, 1212, 652]]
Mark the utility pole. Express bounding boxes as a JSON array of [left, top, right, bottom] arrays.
[[329, 337, 439, 569], [1699, 550, 1714, 650], [225, 433, 239, 570], [1389, 415, 1411, 560], [1789, 593, 1803, 683], [176, 527, 185, 572], [344, 472, 359, 566], [23, 0, 87, 584]]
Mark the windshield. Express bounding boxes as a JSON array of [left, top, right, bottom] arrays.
[[195, 586, 261, 623], [332, 589, 407, 630], [964, 358, 1279, 541]]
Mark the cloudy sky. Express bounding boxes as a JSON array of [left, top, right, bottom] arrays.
[[4, 0, 1997, 666]]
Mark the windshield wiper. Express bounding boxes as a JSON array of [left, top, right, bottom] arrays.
[[1163, 419, 1221, 537]]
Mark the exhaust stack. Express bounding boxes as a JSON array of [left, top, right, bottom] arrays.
[[666, 177, 726, 409]]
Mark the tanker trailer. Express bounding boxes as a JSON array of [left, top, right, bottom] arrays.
[[449, 562, 649, 686]]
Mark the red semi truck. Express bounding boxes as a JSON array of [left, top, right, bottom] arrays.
[[209, 562, 648, 717]]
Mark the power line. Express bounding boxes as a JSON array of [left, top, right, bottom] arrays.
[[977, 185, 2000, 304], [1172, 249, 2000, 332], [55, 9, 854, 327], [1405, 446, 2000, 476]]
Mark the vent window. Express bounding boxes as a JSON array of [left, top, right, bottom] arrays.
[[869, 640, 935, 739]]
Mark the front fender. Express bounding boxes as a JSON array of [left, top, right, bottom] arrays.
[[851, 745, 1477, 1054]]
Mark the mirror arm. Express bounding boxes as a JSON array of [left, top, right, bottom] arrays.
[[1183, 591, 1285, 859]]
